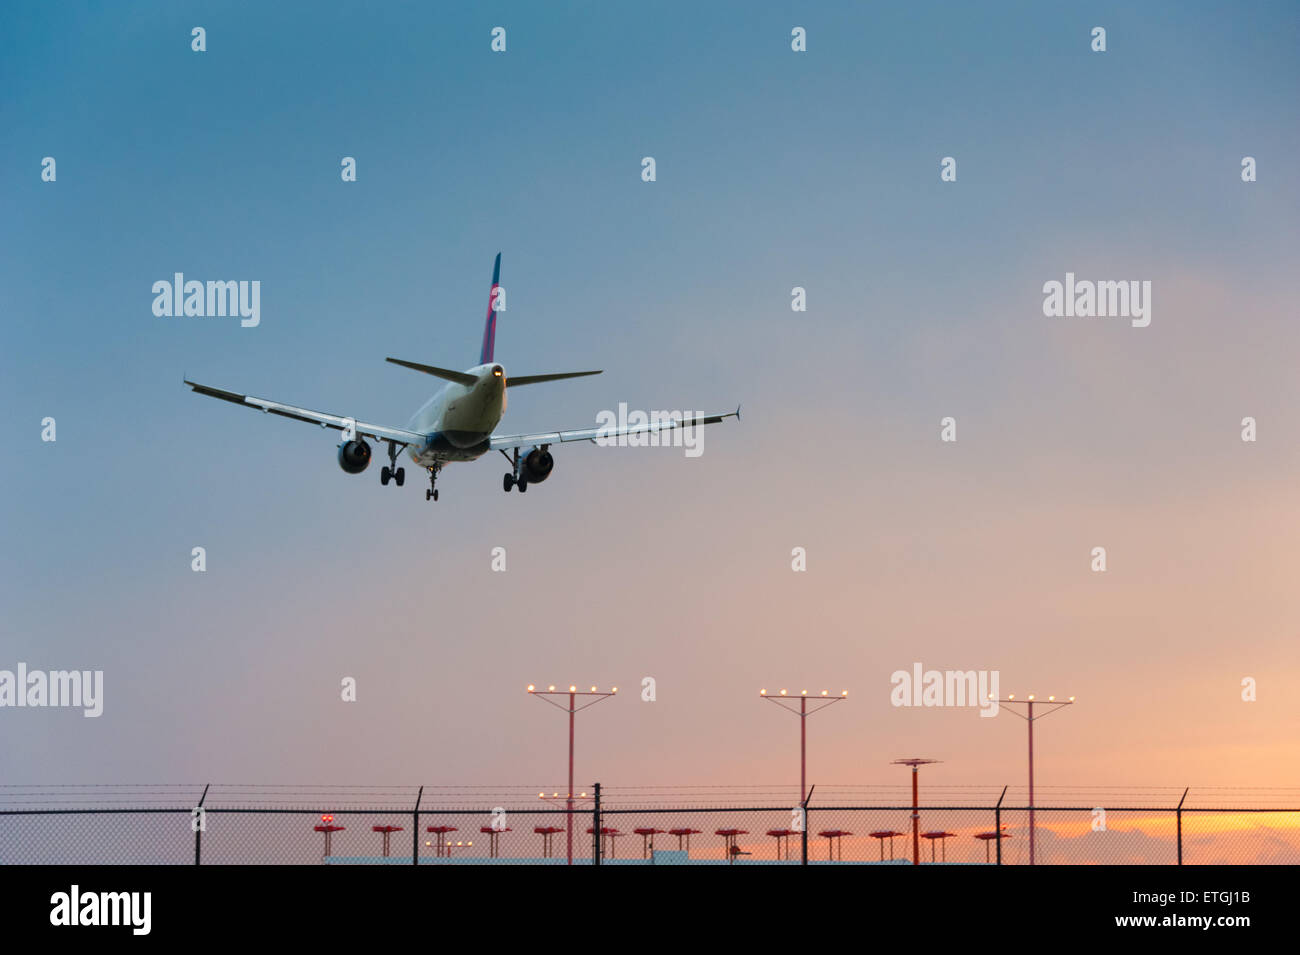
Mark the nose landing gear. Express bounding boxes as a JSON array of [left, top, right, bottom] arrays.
[[425, 465, 441, 502]]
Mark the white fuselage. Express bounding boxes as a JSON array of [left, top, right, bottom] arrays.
[[406, 363, 507, 466]]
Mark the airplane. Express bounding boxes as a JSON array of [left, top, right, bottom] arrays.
[[184, 253, 738, 502]]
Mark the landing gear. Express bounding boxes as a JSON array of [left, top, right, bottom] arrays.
[[499, 447, 526, 493], [425, 465, 441, 502], [381, 443, 405, 487]]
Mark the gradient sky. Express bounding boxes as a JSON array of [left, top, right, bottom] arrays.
[[3, 1, 1299, 808]]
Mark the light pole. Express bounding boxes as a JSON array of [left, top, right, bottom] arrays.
[[759, 688, 848, 803], [989, 693, 1075, 865], [527, 684, 617, 866], [372, 825, 403, 858], [891, 758, 939, 865], [921, 830, 955, 863], [314, 814, 344, 863], [539, 786, 594, 858]]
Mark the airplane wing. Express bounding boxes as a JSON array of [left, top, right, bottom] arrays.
[[184, 379, 426, 447], [489, 407, 739, 451]]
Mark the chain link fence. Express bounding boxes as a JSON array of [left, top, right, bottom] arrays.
[[2, 785, 1296, 864]]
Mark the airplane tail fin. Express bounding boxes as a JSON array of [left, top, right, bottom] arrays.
[[480, 252, 502, 364]]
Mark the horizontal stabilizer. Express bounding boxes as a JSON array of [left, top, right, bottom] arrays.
[[507, 370, 603, 387], [385, 358, 478, 386]]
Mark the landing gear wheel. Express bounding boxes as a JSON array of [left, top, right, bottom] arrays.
[[383, 442, 405, 489], [425, 489, 432, 501], [517, 479, 528, 493], [433, 489, 439, 501], [503, 473, 515, 492]]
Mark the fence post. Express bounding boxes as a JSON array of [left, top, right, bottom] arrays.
[[412, 786, 423, 866], [801, 785, 814, 866], [995, 785, 1006, 866], [592, 783, 601, 866], [1176, 787, 1188, 865], [193, 783, 210, 865]]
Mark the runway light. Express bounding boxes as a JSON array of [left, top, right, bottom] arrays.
[[988, 693, 994, 699], [569, 685, 577, 692], [801, 689, 807, 696], [780, 689, 787, 696], [548, 685, 556, 692], [842, 690, 848, 697], [1069, 696, 1076, 701], [1008, 694, 1015, 699], [821, 690, 828, 696], [760, 689, 767, 696], [590, 686, 597, 692], [1028, 694, 1035, 700], [1049, 696, 1055, 701], [611, 687, 618, 693], [527, 684, 535, 692]]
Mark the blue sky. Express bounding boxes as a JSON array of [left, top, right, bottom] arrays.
[[3, 2, 1299, 795]]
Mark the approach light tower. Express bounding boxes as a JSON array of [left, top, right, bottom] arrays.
[[988, 693, 1075, 865], [760, 688, 848, 803], [891, 758, 940, 865], [313, 814, 344, 863], [527, 684, 617, 866]]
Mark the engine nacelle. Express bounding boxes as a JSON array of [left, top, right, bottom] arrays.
[[337, 439, 372, 474], [521, 446, 554, 484]]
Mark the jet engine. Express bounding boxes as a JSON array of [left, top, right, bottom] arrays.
[[337, 439, 372, 474], [520, 446, 554, 484]]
